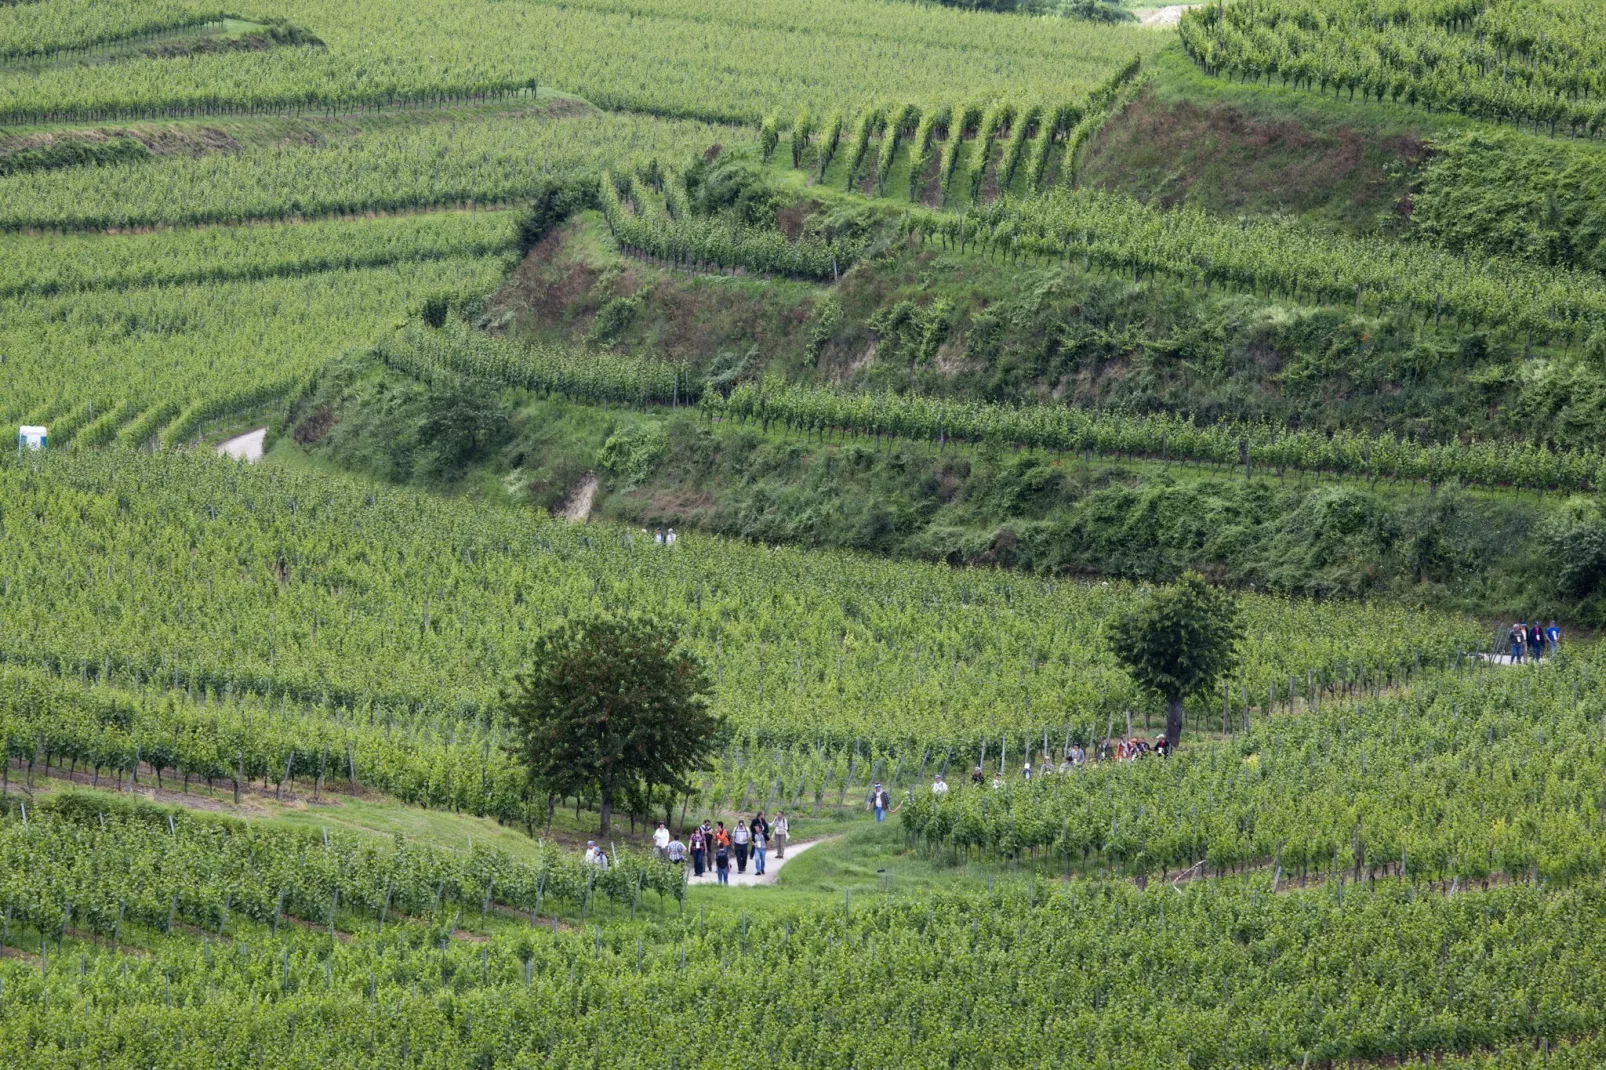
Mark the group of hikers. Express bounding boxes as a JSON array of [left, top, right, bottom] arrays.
[[1507, 620, 1561, 663], [917, 738, 1172, 795], [628, 812, 793, 884]]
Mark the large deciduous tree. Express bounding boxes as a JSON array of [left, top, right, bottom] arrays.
[[502, 614, 721, 836], [1109, 572, 1240, 751]]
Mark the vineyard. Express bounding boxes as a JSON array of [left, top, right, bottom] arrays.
[[380, 321, 1606, 493], [8, 0, 1606, 1063], [1180, 0, 1606, 136], [0, 0, 1160, 125], [0, 449, 1484, 755]]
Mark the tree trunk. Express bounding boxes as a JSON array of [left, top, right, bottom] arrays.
[[598, 790, 614, 837], [1167, 694, 1185, 750]]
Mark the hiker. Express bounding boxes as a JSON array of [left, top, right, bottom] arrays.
[[772, 812, 790, 858], [1021, 761, 1032, 781], [1528, 621, 1545, 662], [931, 773, 949, 797], [700, 818, 715, 851], [991, 772, 1006, 790], [713, 838, 731, 885], [1509, 622, 1526, 663], [1037, 754, 1054, 778], [689, 826, 707, 876], [732, 820, 752, 873], [666, 528, 678, 545], [584, 841, 608, 870], [751, 823, 768, 876], [1070, 743, 1085, 766], [667, 834, 687, 865], [1155, 735, 1170, 759], [750, 810, 770, 844], [971, 765, 985, 787], [870, 782, 891, 823], [1546, 620, 1561, 656], [654, 528, 666, 545], [653, 822, 670, 861]]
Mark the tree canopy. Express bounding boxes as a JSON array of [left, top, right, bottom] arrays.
[[1110, 572, 1240, 749], [501, 613, 721, 835]]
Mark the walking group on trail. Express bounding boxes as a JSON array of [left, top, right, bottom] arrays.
[[1507, 620, 1561, 663], [652, 812, 790, 884]]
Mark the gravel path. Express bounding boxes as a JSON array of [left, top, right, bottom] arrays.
[[216, 427, 267, 462], [686, 836, 833, 887]]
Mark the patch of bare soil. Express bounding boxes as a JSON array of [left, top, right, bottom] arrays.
[[293, 403, 336, 446], [561, 474, 598, 523], [485, 227, 603, 333]]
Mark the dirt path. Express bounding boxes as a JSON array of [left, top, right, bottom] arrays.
[[687, 836, 834, 888], [562, 473, 598, 522], [1138, 5, 1196, 27], [216, 427, 266, 462]]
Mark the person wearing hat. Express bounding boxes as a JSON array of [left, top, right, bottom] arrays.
[[870, 782, 890, 822]]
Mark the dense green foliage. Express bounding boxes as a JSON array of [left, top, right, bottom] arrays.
[[4, 855, 1606, 1066], [0, 250, 511, 440], [1110, 571, 1240, 745], [0, 0, 1160, 124], [502, 614, 720, 834], [904, 652, 1606, 880], [0, 449, 1483, 751], [1413, 130, 1606, 274], [0, 110, 734, 230], [0, 790, 681, 938], [1180, 0, 1606, 135]]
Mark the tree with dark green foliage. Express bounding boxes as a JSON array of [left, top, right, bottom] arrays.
[[501, 614, 721, 836], [1109, 572, 1240, 751]]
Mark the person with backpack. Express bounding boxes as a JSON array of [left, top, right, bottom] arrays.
[[732, 819, 752, 873], [713, 838, 731, 885], [1509, 622, 1526, 663], [1528, 621, 1545, 662]]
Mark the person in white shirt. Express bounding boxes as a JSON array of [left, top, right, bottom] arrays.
[[666, 528, 678, 545], [652, 822, 671, 861], [583, 841, 608, 870], [772, 812, 790, 858], [732, 820, 753, 873], [931, 774, 949, 797]]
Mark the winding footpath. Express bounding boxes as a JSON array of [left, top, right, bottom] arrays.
[[686, 836, 833, 887]]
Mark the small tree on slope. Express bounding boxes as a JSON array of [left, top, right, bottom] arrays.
[[502, 614, 721, 837], [1110, 572, 1241, 751]]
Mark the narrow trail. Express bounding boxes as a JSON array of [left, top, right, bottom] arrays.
[[687, 836, 834, 887], [216, 427, 266, 462]]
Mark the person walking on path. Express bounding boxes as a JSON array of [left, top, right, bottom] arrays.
[[932, 773, 949, 797], [714, 839, 731, 885], [1509, 622, 1526, 663], [772, 812, 790, 859], [751, 825, 768, 876], [732, 820, 751, 873], [1546, 620, 1561, 656], [750, 811, 769, 845], [689, 827, 707, 876], [1528, 621, 1545, 662], [870, 783, 891, 823], [971, 765, 985, 787], [668, 834, 686, 865], [653, 822, 670, 862]]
